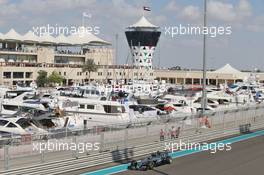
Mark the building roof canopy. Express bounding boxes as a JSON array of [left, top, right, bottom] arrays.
[[56, 33, 72, 46], [3, 29, 23, 42], [128, 16, 159, 29], [0, 28, 110, 46], [68, 28, 111, 46], [213, 64, 242, 74], [23, 31, 40, 43]]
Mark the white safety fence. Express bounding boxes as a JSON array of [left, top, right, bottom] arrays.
[[0, 103, 264, 171]]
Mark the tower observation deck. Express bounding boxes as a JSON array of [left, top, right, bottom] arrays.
[[125, 16, 161, 79]]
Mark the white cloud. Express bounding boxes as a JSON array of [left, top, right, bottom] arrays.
[[165, 1, 179, 12], [20, 0, 97, 12], [0, 0, 99, 28], [208, 0, 252, 23], [0, 0, 7, 5], [151, 15, 167, 25], [167, 0, 252, 23], [164, 1, 201, 22], [236, 0, 252, 18], [247, 15, 264, 32], [208, 1, 236, 22], [0, 0, 142, 30], [180, 5, 200, 21]]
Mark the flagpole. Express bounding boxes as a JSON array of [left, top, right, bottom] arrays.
[[115, 34, 118, 65]]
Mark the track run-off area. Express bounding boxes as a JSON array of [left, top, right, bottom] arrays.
[[83, 129, 264, 175]]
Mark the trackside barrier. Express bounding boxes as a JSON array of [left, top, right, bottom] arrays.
[[0, 103, 264, 172], [1, 121, 264, 175]]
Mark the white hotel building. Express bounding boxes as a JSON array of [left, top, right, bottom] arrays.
[[0, 28, 154, 86]]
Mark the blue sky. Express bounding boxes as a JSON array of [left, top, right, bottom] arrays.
[[0, 0, 263, 70]]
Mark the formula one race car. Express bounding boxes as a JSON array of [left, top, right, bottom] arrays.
[[128, 151, 172, 171]]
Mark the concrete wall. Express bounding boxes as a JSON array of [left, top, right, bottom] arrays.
[[37, 47, 54, 63], [85, 48, 113, 65], [154, 69, 256, 85]]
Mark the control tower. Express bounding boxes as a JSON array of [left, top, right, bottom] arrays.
[[125, 16, 161, 79]]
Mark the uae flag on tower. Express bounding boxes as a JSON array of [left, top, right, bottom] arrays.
[[143, 6, 151, 11]]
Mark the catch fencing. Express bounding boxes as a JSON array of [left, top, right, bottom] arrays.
[[0, 103, 264, 171]]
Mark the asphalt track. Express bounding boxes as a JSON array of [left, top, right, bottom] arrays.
[[118, 135, 264, 175], [58, 130, 264, 175]]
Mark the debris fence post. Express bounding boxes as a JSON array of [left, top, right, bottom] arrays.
[[4, 145, 9, 170]]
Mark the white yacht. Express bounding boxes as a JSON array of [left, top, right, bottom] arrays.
[[56, 97, 131, 128], [0, 86, 10, 98], [44, 115, 84, 131], [56, 85, 107, 100], [0, 90, 48, 115], [128, 104, 165, 121], [193, 86, 255, 108], [161, 94, 195, 114], [0, 117, 47, 137]]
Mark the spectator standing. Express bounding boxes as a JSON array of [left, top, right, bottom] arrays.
[[171, 126, 177, 139], [176, 127, 181, 138], [160, 129, 165, 141]]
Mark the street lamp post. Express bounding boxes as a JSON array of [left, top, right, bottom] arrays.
[[201, 0, 207, 116]]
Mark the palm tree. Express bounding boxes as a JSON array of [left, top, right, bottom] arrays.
[[82, 59, 98, 83]]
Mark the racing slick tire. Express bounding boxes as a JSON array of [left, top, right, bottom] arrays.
[[147, 161, 154, 170], [128, 160, 137, 170], [166, 157, 173, 164]]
